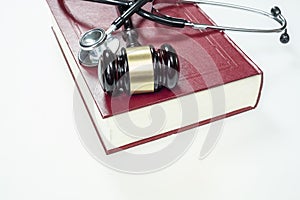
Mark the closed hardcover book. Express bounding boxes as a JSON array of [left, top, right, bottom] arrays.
[[47, 0, 263, 154]]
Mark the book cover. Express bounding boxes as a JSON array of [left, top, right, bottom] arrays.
[[47, 0, 263, 154]]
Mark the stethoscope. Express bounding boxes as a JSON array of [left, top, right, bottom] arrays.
[[78, 0, 289, 67]]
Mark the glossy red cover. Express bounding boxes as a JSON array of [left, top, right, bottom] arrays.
[[47, 0, 262, 120]]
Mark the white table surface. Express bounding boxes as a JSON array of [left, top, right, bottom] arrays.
[[1, 0, 299, 199]]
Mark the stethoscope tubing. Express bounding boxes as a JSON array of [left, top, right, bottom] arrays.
[[83, 0, 187, 28]]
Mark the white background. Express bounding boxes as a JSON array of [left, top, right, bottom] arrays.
[[1, 0, 300, 199]]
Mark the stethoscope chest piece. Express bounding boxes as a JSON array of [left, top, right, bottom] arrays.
[[78, 28, 120, 67], [79, 28, 107, 51]]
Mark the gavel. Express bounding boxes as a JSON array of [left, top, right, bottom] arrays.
[[98, 43, 180, 95]]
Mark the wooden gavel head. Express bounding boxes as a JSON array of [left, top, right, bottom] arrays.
[[99, 44, 180, 95]]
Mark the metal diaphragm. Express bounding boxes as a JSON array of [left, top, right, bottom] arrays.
[[78, 28, 119, 67], [79, 28, 107, 51]]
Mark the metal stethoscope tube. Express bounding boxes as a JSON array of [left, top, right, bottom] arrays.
[[181, 0, 287, 34]]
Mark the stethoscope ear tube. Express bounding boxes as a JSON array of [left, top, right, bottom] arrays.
[[180, 0, 287, 32], [152, 0, 289, 43]]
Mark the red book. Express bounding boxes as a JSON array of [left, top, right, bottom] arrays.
[[46, 0, 263, 154]]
